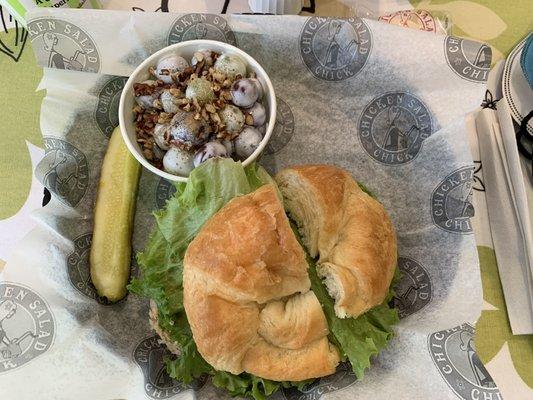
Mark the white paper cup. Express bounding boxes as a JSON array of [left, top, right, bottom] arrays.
[[119, 40, 277, 183]]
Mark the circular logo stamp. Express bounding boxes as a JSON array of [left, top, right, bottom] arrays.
[[445, 36, 491, 83], [358, 92, 434, 165], [300, 17, 372, 82], [431, 166, 475, 234], [133, 335, 206, 399], [35, 137, 89, 207], [95, 76, 128, 138], [155, 178, 177, 209], [36, 138, 89, 207], [282, 362, 355, 399], [67, 233, 115, 305], [167, 14, 237, 46], [428, 323, 500, 400], [379, 10, 437, 33], [265, 97, 295, 155], [0, 282, 55, 374], [392, 257, 432, 318], [27, 18, 100, 72]]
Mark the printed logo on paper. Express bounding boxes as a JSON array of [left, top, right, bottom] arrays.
[[431, 166, 475, 234], [167, 14, 237, 46], [392, 257, 432, 318], [379, 10, 438, 33], [445, 36, 491, 83], [282, 362, 355, 399], [67, 233, 114, 305], [428, 323, 501, 400], [472, 161, 485, 192], [358, 92, 434, 165], [27, 18, 100, 72], [300, 17, 372, 81], [36, 138, 89, 207], [133, 335, 206, 399], [155, 178, 177, 209], [0, 282, 55, 373], [95, 76, 128, 137], [265, 97, 295, 155]]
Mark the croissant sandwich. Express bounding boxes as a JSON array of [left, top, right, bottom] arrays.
[[130, 159, 399, 399]]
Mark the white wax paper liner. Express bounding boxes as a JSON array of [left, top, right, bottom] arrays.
[[0, 8, 501, 400]]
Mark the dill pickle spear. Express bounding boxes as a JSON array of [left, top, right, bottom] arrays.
[[90, 127, 141, 302]]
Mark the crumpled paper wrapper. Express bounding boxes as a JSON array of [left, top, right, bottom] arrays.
[[1, 8, 501, 400]]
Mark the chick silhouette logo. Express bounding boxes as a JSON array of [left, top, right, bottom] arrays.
[[265, 97, 295, 155], [282, 362, 355, 399], [67, 233, 114, 305], [95, 76, 128, 138], [155, 178, 177, 209], [300, 17, 371, 82], [445, 36, 491, 83], [133, 335, 206, 399], [167, 14, 236, 46], [36, 138, 89, 207], [358, 92, 434, 165], [27, 18, 100, 72], [431, 166, 475, 234], [0, 283, 55, 373], [379, 10, 438, 33], [392, 257, 432, 318], [428, 323, 501, 400]]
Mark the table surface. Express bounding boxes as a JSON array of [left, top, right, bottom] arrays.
[[0, 0, 531, 398]]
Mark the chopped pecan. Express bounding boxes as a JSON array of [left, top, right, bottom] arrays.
[[245, 114, 254, 126], [133, 82, 157, 96]]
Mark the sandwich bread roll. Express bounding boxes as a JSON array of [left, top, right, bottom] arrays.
[[275, 165, 397, 319], [183, 184, 340, 381], [153, 164, 397, 382]]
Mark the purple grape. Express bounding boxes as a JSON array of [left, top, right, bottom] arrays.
[[235, 127, 262, 159], [163, 147, 194, 175], [135, 80, 160, 109], [155, 54, 189, 84], [244, 102, 266, 127], [153, 123, 170, 150], [222, 139, 234, 156], [160, 90, 179, 114], [169, 110, 209, 147], [193, 141, 228, 167], [249, 78, 264, 99], [231, 79, 259, 108]]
